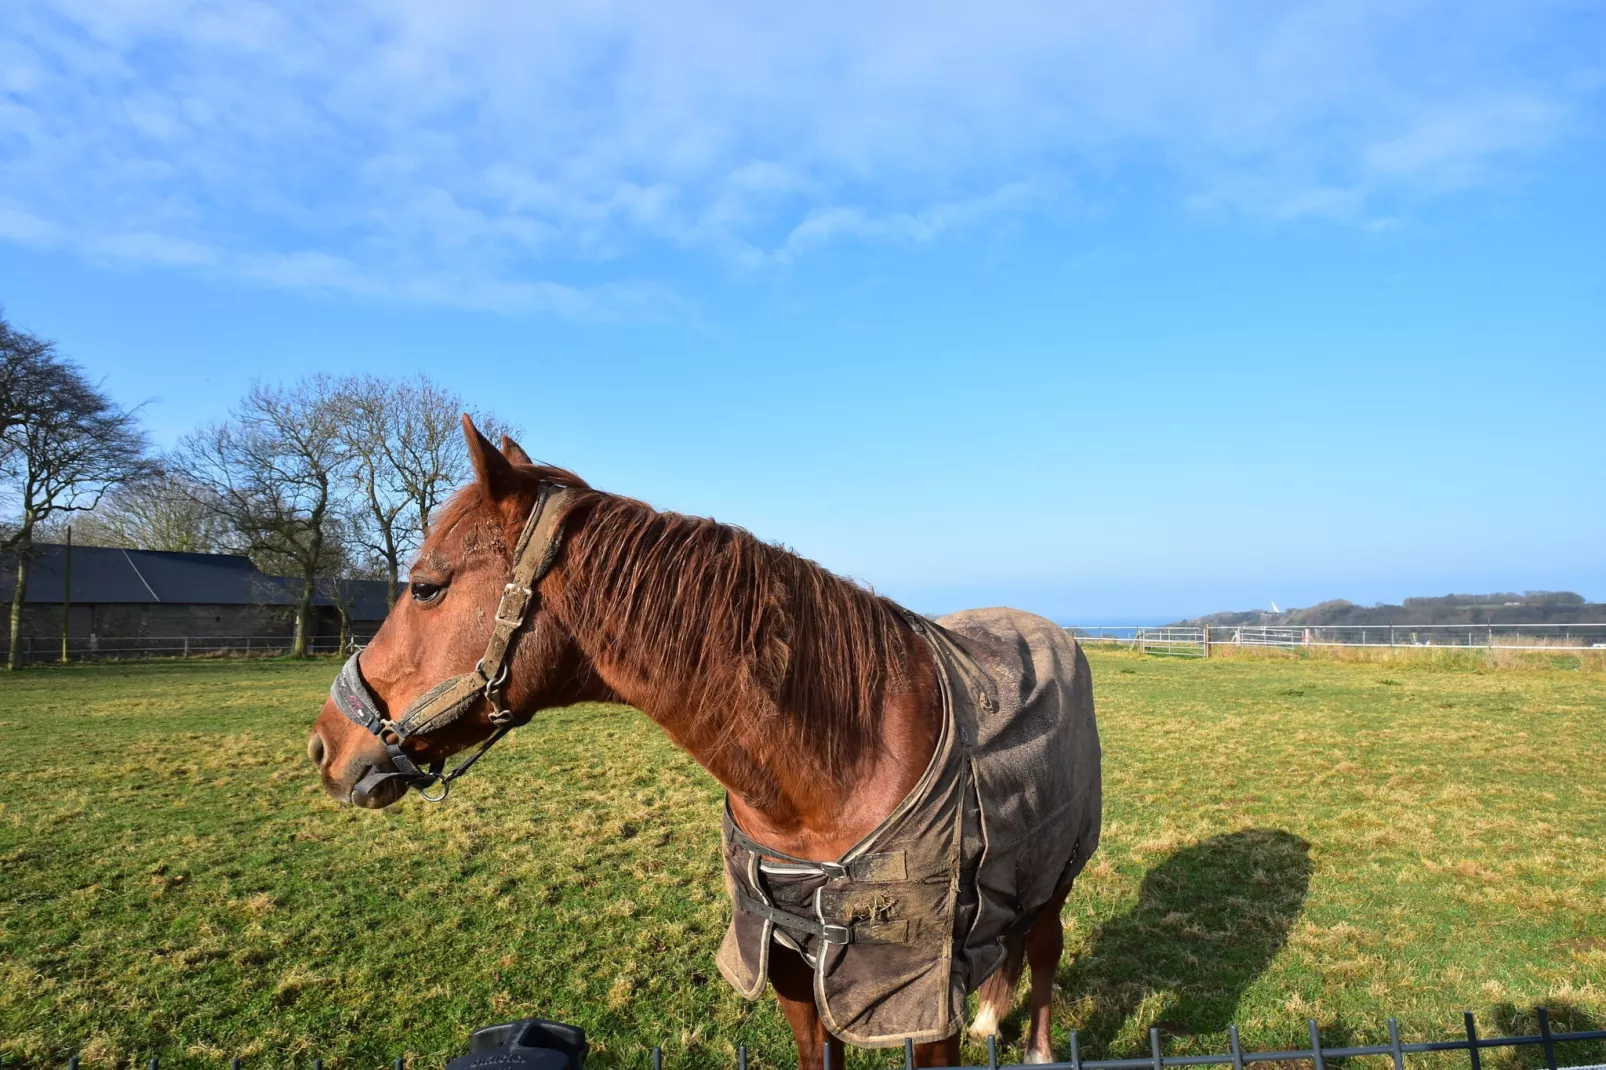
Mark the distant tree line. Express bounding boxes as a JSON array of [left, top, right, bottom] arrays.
[[1, 310, 513, 669], [1401, 591, 1585, 608], [1179, 593, 1602, 629]]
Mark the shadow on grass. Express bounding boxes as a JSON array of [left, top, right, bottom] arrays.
[[1486, 1002, 1606, 1070], [1053, 828, 1313, 1057]]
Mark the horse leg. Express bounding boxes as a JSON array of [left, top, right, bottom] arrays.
[[1022, 883, 1075, 1064], [769, 943, 845, 1070], [969, 930, 1026, 1039], [914, 1036, 962, 1067]]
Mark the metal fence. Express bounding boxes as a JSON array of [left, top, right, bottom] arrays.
[[1067, 623, 1606, 658], [13, 633, 377, 664], [35, 1008, 1606, 1070], [853, 1010, 1606, 1070]]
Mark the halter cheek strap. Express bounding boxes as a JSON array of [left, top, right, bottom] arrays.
[[328, 483, 577, 801]]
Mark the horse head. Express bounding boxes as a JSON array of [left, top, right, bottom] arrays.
[[307, 415, 597, 807]]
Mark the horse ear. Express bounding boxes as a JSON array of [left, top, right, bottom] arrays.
[[499, 435, 534, 466], [462, 413, 518, 500]]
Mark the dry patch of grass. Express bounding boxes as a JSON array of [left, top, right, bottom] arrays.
[[1, 651, 1603, 1069]]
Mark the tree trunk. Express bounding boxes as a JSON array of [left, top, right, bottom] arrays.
[[384, 556, 399, 609], [293, 573, 314, 658], [337, 602, 351, 655], [379, 502, 400, 610], [8, 548, 31, 671], [366, 472, 400, 610]]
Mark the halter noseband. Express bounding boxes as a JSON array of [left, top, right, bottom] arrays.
[[328, 483, 577, 802]]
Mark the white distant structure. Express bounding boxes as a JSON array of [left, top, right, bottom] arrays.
[[1270, 600, 1281, 614]]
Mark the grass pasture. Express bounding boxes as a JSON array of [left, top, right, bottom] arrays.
[[2, 650, 1603, 1069]]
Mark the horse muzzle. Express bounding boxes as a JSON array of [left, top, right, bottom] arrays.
[[308, 720, 414, 808], [348, 765, 411, 809]]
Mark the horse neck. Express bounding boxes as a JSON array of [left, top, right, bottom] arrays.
[[548, 528, 943, 859]]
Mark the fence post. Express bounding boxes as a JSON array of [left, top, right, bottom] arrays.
[[1538, 1006, 1557, 1070], [1203, 625, 1212, 658], [61, 524, 73, 664], [183, 637, 189, 659]]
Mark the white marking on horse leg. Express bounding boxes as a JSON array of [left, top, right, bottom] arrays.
[[969, 1003, 1002, 1039]]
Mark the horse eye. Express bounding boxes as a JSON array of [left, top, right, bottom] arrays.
[[410, 580, 445, 604]]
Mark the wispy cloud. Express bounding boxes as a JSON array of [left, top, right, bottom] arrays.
[[1, 0, 1597, 313]]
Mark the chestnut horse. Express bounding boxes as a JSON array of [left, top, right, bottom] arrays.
[[308, 418, 1087, 1068]]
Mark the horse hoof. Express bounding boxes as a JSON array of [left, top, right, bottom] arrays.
[[1023, 1051, 1055, 1065], [968, 1008, 1001, 1039]]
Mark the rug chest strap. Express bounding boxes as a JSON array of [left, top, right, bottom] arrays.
[[727, 821, 908, 883], [734, 888, 854, 944], [726, 822, 850, 879]]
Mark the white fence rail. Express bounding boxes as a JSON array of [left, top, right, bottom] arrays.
[[14, 623, 1606, 665], [14, 633, 378, 664], [1067, 622, 1606, 656]]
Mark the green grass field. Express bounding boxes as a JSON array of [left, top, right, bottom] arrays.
[[2, 650, 1603, 1070]]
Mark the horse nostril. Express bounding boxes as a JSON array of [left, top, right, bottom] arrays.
[[307, 732, 326, 767]]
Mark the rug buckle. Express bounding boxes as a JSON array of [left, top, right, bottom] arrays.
[[820, 922, 854, 945]]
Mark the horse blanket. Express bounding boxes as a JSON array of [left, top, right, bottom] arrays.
[[716, 607, 1103, 1047]]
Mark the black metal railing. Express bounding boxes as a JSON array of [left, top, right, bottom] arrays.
[[36, 1007, 1606, 1070], [749, 1008, 1606, 1070]]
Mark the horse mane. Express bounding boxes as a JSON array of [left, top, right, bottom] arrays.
[[428, 463, 915, 797], [558, 490, 914, 793]]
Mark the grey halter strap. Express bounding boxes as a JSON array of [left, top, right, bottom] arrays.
[[328, 483, 577, 801]]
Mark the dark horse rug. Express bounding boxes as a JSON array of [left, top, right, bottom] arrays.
[[717, 607, 1103, 1047]]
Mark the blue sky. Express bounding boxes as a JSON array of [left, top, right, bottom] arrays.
[[2, 1, 1602, 621]]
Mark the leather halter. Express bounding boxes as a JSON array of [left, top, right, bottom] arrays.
[[328, 483, 577, 802]]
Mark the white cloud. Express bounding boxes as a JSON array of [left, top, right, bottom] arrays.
[[1363, 94, 1563, 184], [0, 0, 1596, 312], [780, 182, 1053, 260]]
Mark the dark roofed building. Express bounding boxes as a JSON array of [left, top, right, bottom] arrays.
[[1, 543, 392, 657]]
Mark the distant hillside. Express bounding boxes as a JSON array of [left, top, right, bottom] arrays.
[[1172, 591, 1605, 628]]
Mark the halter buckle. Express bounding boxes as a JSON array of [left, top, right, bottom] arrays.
[[494, 582, 533, 627], [475, 658, 511, 690]]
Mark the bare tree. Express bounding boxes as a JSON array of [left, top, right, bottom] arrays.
[[0, 313, 55, 452], [335, 374, 513, 606], [2, 316, 153, 669], [333, 376, 412, 608], [38, 470, 230, 553], [174, 377, 350, 658], [316, 514, 385, 655]]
